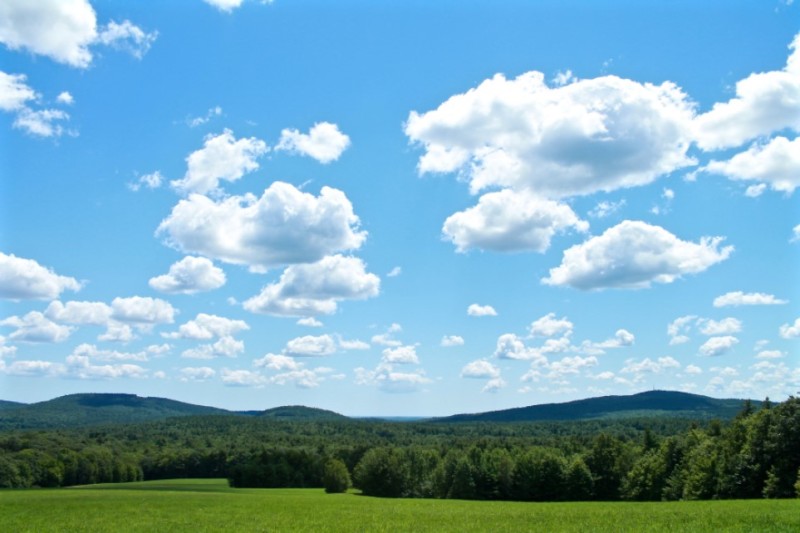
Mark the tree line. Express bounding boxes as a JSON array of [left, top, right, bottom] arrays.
[[1, 397, 798, 501]]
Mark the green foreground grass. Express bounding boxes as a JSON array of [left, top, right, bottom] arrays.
[[1, 479, 798, 532]]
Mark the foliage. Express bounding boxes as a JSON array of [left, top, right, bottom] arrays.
[[322, 458, 351, 493]]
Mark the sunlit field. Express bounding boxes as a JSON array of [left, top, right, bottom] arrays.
[[2, 479, 798, 532]]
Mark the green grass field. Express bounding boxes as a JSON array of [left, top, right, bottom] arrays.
[[1, 479, 798, 532]]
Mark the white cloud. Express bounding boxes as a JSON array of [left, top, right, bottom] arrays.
[[182, 336, 244, 359], [694, 33, 800, 150], [588, 199, 626, 219], [338, 337, 370, 350], [270, 368, 330, 389], [65, 356, 149, 380], [371, 323, 402, 347], [405, 71, 695, 198], [164, 313, 248, 340], [3, 359, 63, 377], [171, 130, 268, 196], [699, 317, 742, 336], [45, 300, 113, 325], [96, 20, 157, 59], [547, 355, 598, 378], [589, 329, 635, 350], [71, 343, 149, 362], [667, 315, 697, 345], [56, 91, 74, 105], [276, 122, 351, 164], [621, 356, 681, 379], [355, 367, 431, 394], [543, 220, 733, 290], [98, 322, 135, 343], [0, 335, 17, 358], [779, 318, 800, 339], [685, 364, 703, 375], [149, 256, 226, 294], [792, 224, 800, 242], [0, 311, 72, 343], [203, 0, 245, 13], [221, 369, 267, 387], [440, 335, 464, 347], [482, 377, 506, 393], [745, 184, 766, 198], [443, 189, 588, 253], [461, 359, 500, 379], [387, 266, 402, 278], [128, 171, 164, 192], [493, 333, 546, 363], [0, 71, 37, 111], [704, 136, 800, 194], [112, 297, 175, 325], [13, 107, 70, 137], [243, 255, 380, 317], [179, 366, 216, 382], [713, 291, 788, 307], [187, 105, 222, 127], [756, 350, 784, 360], [382, 345, 419, 365], [158, 182, 367, 270], [297, 317, 323, 327], [254, 353, 301, 371], [529, 313, 573, 338], [699, 336, 739, 356], [0, 252, 82, 300], [0, 1, 155, 68], [468, 303, 497, 317], [284, 334, 337, 357]]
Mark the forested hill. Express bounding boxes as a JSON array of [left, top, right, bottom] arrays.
[[259, 405, 348, 421], [0, 400, 25, 411], [435, 390, 756, 423]]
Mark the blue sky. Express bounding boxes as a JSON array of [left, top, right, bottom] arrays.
[[1, 0, 798, 416]]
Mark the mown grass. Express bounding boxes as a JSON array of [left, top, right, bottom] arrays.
[[1, 479, 798, 532]]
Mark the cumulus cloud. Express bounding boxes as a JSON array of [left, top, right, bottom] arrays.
[[0, 71, 37, 111], [589, 199, 626, 219], [443, 189, 588, 253], [170, 130, 268, 196], [621, 356, 681, 380], [3, 359, 63, 377], [284, 334, 337, 357], [667, 315, 697, 345], [704, 136, 800, 194], [529, 313, 573, 338], [56, 91, 74, 105], [699, 318, 742, 336], [461, 359, 500, 379], [406, 71, 695, 198], [149, 256, 226, 294], [685, 364, 703, 375], [792, 224, 800, 243], [493, 333, 547, 362], [187, 105, 222, 128], [780, 318, 800, 339], [111, 297, 175, 325], [468, 303, 497, 317], [440, 335, 464, 347], [355, 336, 430, 393], [164, 313, 248, 340], [203, 0, 273, 13], [543, 220, 733, 290], [297, 317, 323, 328], [0, 252, 82, 300], [371, 323, 402, 347], [482, 378, 506, 393], [98, 322, 135, 343], [338, 337, 370, 350], [0, 311, 72, 343], [221, 369, 267, 387], [45, 300, 112, 325], [713, 291, 788, 307], [381, 345, 419, 365], [0, 0, 155, 68], [276, 122, 351, 164], [699, 336, 739, 356], [587, 329, 635, 351], [756, 350, 785, 360], [387, 266, 402, 278], [254, 353, 301, 371], [180, 367, 216, 382], [0, 72, 73, 137], [128, 171, 163, 192], [158, 182, 367, 271], [13, 107, 71, 137], [243, 255, 380, 317], [182, 336, 244, 359], [694, 33, 800, 150], [70, 343, 149, 362]]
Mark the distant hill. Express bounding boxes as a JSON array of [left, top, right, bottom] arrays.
[[0, 393, 350, 430], [259, 405, 348, 421], [0, 400, 26, 411], [434, 390, 756, 423]]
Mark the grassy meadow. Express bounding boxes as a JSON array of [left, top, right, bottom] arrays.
[[1, 479, 798, 532]]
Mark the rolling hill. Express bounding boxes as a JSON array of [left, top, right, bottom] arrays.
[[433, 390, 756, 423]]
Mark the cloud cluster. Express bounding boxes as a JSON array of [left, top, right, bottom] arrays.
[[0, 252, 82, 300], [149, 256, 226, 294], [158, 182, 367, 271], [276, 122, 351, 164], [467, 303, 497, 317], [543, 221, 733, 290]]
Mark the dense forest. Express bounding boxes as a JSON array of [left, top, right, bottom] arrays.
[[1, 396, 799, 501]]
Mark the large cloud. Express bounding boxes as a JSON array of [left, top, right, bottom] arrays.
[[543, 220, 733, 290], [170, 130, 268, 196], [0, 252, 82, 300], [149, 256, 226, 294], [406, 71, 695, 198], [694, 33, 800, 151], [244, 255, 380, 317], [276, 122, 351, 164], [45, 300, 113, 325], [443, 189, 588, 253], [157, 182, 367, 271], [704, 136, 800, 194], [0, 0, 155, 68]]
